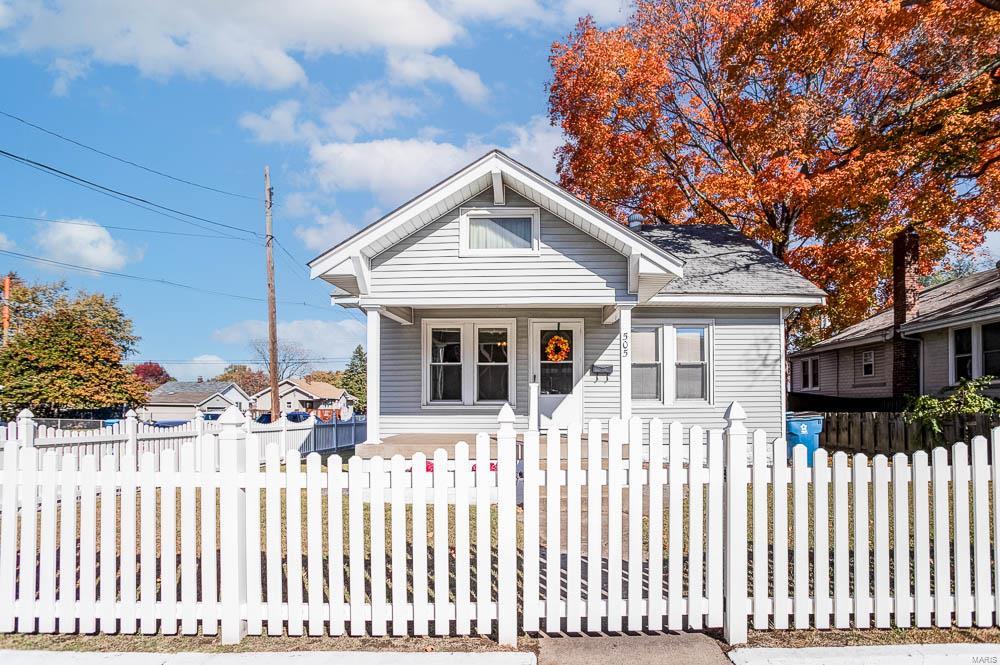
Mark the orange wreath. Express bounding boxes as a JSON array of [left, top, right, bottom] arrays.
[[545, 334, 571, 362]]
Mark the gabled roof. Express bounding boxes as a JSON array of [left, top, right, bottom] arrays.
[[147, 381, 240, 406], [308, 150, 685, 298], [253, 378, 355, 402], [639, 224, 826, 298], [790, 266, 1000, 356]]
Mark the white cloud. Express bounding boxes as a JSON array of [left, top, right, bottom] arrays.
[[34, 219, 139, 271], [239, 99, 317, 144], [439, 0, 627, 26], [48, 57, 89, 96], [321, 83, 422, 141], [0, 232, 13, 251], [308, 114, 562, 202], [165, 354, 229, 382], [387, 52, 488, 104], [2, 1, 461, 89], [295, 211, 362, 252], [213, 317, 366, 365]]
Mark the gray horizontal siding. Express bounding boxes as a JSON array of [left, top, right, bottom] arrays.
[[378, 305, 785, 439], [371, 189, 628, 303]]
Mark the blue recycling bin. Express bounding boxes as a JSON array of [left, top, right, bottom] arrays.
[[786, 413, 824, 466]]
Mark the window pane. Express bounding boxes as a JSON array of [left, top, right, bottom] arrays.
[[676, 364, 706, 399], [469, 217, 532, 249], [984, 323, 1000, 353], [985, 351, 1000, 377], [540, 363, 574, 395], [955, 328, 972, 355], [956, 355, 973, 381], [477, 365, 508, 401], [810, 358, 820, 386], [478, 328, 509, 363], [431, 328, 461, 363], [676, 327, 705, 362], [430, 364, 462, 401], [541, 329, 573, 362], [632, 364, 661, 400], [632, 329, 658, 363]]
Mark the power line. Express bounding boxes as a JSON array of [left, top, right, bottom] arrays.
[[0, 147, 260, 237], [0, 212, 249, 241], [134, 357, 352, 364], [0, 108, 262, 202], [0, 248, 330, 310]]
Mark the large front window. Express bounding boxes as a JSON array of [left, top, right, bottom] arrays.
[[630, 322, 712, 403], [422, 319, 516, 406]]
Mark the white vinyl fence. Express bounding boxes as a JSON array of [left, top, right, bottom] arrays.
[[0, 401, 998, 647]]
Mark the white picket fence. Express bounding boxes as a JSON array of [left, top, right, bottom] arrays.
[[0, 401, 998, 646], [1, 409, 317, 470]]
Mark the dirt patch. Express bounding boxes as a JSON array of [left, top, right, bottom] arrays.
[[745, 626, 1000, 648], [0, 633, 540, 653]]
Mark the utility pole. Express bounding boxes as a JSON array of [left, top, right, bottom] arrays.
[[265, 166, 280, 421], [2, 273, 10, 344]]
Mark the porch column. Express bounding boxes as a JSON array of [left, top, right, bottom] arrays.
[[365, 306, 381, 444], [619, 305, 633, 420]]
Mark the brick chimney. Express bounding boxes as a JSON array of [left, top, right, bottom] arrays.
[[892, 226, 920, 397]]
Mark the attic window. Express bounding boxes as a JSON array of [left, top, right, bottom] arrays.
[[459, 207, 540, 256]]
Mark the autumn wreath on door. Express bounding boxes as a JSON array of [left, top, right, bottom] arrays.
[[545, 334, 571, 362]]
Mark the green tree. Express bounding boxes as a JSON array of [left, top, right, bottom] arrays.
[[305, 369, 344, 387], [904, 376, 1000, 444], [213, 364, 269, 396], [0, 309, 148, 418], [340, 345, 367, 411]]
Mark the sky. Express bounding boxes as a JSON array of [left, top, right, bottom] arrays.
[[0, 0, 633, 380]]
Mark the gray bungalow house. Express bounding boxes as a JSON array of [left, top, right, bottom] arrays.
[[308, 151, 825, 447]]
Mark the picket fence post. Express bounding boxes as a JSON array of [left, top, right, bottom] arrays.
[[496, 403, 517, 646], [125, 409, 138, 462], [218, 406, 248, 644], [17, 409, 35, 448], [723, 401, 749, 644], [194, 409, 205, 436]]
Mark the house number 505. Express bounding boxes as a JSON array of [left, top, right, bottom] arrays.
[[621, 331, 629, 358]]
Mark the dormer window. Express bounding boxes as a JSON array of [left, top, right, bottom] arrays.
[[459, 207, 540, 256]]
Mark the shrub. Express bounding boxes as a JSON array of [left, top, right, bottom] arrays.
[[904, 375, 1000, 443]]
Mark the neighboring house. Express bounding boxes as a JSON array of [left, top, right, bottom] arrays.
[[307, 150, 825, 446], [252, 378, 356, 421], [138, 380, 251, 422], [789, 228, 1000, 404]]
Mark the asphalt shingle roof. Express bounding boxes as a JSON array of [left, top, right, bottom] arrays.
[[793, 266, 1000, 355], [148, 380, 234, 405], [637, 224, 826, 297]]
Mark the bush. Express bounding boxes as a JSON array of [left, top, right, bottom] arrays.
[[904, 375, 1000, 443]]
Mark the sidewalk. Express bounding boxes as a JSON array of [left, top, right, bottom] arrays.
[[538, 634, 730, 665], [0, 652, 536, 665], [729, 643, 1000, 664]]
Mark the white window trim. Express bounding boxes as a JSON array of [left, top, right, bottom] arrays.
[[948, 321, 1000, 384], [630, 326, 663, 403], [421, 318, 517, 409], [631, 319, 715, 406], [861, 349, 875, 377], [800, 356, 821, 391], [458, 206, 541, 257]]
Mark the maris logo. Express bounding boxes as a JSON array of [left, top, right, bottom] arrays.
[[972, 657, 998, 664]]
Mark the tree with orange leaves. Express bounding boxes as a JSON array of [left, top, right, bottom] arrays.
[[549, 0, 1000, 345]]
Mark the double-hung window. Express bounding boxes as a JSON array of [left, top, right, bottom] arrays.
[[423, 319, 516, 406], [953, 327, 973, 382], [459, 207, 540, 256], [861, 349, 875, 377], [801, 357, 820, 390], [631, 322, 713, 403], [631, 328, 662, 401], [983, 322, 1000, 377]]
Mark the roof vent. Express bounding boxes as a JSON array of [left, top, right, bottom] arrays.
[[627, 212, 644, 230]]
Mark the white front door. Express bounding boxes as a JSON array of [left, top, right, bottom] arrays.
[[529, 319, 584, 430]]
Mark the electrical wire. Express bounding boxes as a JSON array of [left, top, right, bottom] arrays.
[[132, 357, 352, 364], [0, 212, 249, 241], [0, 108, 262, 202], [0, 147, 259, 237], [0, 248, 330, 310]]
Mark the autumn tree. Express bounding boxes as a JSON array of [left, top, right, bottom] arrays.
[[133, 361, 173, 388], [213, 363, 269, 396], [305, 369, 344, 387], [549, 0, 1000, 344], [0, 309, 148, 418], [249, 338, 311, 381]]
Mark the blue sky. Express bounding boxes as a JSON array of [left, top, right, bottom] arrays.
[[0, 1, 631, 379]]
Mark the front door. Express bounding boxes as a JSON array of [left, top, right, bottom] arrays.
[[529, 319, 584, 430]]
